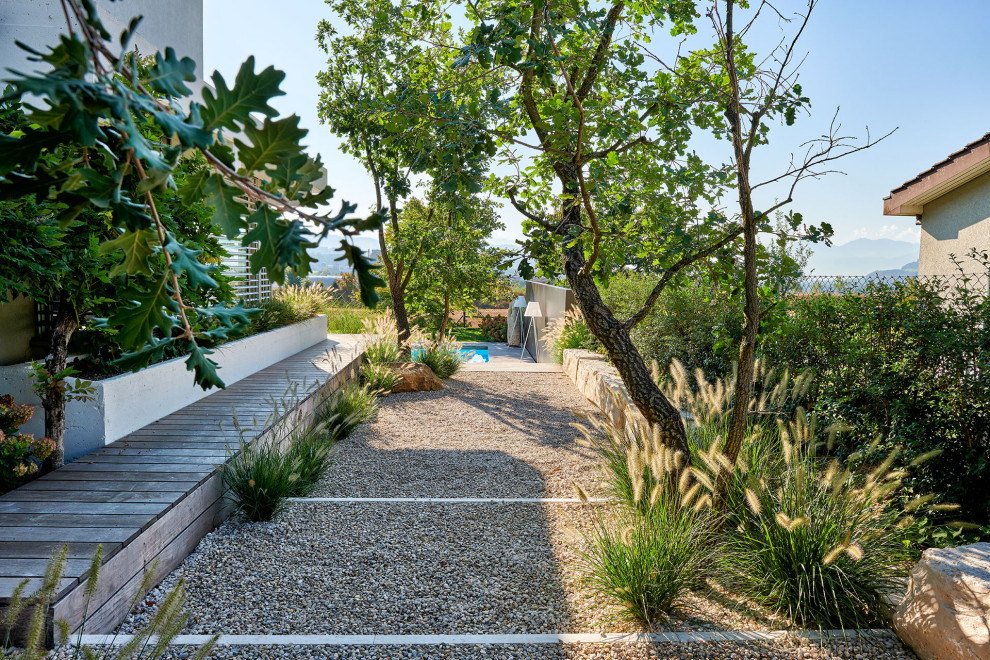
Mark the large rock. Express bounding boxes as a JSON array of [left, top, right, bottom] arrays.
[[893, 542, 990, 660], [383, 362, 442, 393]]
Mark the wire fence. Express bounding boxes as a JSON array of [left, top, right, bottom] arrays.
[[789, 272, 990, 297]]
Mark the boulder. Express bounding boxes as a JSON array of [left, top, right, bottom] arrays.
[[383, 362, 442, 393], [893, 542, 990, 660]]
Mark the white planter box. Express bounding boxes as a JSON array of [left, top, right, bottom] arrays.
[[0, 315, 327, 460]]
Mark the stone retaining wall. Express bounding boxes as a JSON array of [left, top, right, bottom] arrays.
[[562, 349, 647, 433]]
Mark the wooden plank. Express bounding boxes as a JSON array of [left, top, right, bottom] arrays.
[[0, 527, 139, 544], [60, 461, 215, 473], [77, 497, 223, 634], [87, 448, 230, 458], [108, 440, 235, 450], [12, 479, 196, 493], [82, 454, 227, 465], [0, 541, 112, 562], [0, 514, 156, 528], [0, 577, 77, 600], [0, 558, 94, 579], [0, 490, 179, 503], [54, 477, 223, 631], [31, 471, 208, 483], [0, 501, 168, 515]]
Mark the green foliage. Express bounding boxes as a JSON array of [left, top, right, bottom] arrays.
[[0, 396, 54, 493], [0, 1, 382, 391], [761, 261, 990, 534], [716, 415, 917, 628], [578, 503, 716, 626], [326, 306, 377, 334], [220, 436, 303, 522], [577, 364, 931, 629], [2, 545, 216, 658], [543, 308, 601, 363], [398, 195, 512, 333], [477, 315, 507, 342], [361, 363, 401, 393], [251, 285, 332, 334], [412, 339, 464, 379], [319, 383, 379, 437]]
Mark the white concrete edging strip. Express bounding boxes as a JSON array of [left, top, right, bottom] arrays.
[[78, 629, 894, 647], [286, 497, 609, 503]]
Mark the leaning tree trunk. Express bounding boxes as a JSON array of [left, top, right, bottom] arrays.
[[388, 269, 412, 346], [437, 292, 451, 338], [43, 298, 79, 470], [556, 178, 690, 457]]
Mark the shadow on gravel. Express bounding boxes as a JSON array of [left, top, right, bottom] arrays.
[[445, 373, 598, 453], [124, 450, 589, 639]]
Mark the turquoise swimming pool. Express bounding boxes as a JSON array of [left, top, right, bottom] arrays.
[[411, 344, 490, 363]]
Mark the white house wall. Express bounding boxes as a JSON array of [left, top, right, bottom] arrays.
[[920, 169, 990, 276]]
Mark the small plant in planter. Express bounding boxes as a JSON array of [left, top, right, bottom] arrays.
[[0, 395, 56, 493]]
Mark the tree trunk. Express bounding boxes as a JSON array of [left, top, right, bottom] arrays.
[[389, 271, 412, 346], [556, 178, 690, 457], [721, 0, 760, 470], [43, 298, 78, 470], [438, 292, 451, 338]]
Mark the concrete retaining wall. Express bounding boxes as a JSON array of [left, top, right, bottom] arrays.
[[0, 315, 328, 460]]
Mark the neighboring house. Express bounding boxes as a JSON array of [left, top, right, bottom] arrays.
[[883, 133, 990, 276]]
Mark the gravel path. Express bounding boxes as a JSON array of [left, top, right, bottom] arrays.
[[313, 373, 604, 498], [115, 371, 916, 659]]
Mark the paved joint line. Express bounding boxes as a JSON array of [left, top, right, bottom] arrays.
[[285, 497, 611, 504], [78, 630, 894, 647]]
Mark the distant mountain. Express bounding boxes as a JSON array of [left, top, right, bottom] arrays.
[[867, 261, 919, 278], [805, 238, 919, 276], [309, 235, 381, 273]]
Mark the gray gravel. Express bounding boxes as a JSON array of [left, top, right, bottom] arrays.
[[112, 372, 915, 659], [122, 502, 582, 635], [313, 373, 604, 498], [83, 633, 916, 660]]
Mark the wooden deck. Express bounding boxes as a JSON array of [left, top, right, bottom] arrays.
[[0, 337, 360, 640]]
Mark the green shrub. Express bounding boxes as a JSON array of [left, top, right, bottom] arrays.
[[717, 412, 921, 628], [219, 436, 302, 522], [361, 363, 400, 393], [413, 339, 464, 379], [761, 265, 990, 533], [542, 308, 601, 363], [327, 306, 375, 334], [252, 284, 332, 333], [579, 502, 715, 626], [320, 382, 379, 437], [478, 314, 507, 342], [0, 395, 54, 493], [599, 272, 742, 380]]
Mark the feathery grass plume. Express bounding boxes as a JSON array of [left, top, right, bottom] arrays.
[[361, 312, 402, 364], [718, 405, 924, 628], [360, 362, 400, 393], [573, 481, 591, 503], [412, 334, 465, 379], [577, 500, 716, 626], [909, 449, 943, 466]]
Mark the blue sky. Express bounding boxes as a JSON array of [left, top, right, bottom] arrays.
[[204, 0, 990, 248]]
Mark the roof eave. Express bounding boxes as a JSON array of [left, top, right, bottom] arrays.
[[883, 137, 990, 217]]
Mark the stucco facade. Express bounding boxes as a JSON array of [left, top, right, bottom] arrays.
[[917, 170, 990, 276], [884, 133, 990, 276]]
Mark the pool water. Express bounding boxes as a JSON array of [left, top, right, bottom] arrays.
[[461, 344, 490, 363], [411, 344, 490, 363]]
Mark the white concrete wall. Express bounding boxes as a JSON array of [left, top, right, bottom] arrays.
[[1, 0, 204, 90], [920, 170, 990, 276], [0, 315, 327, 460]]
